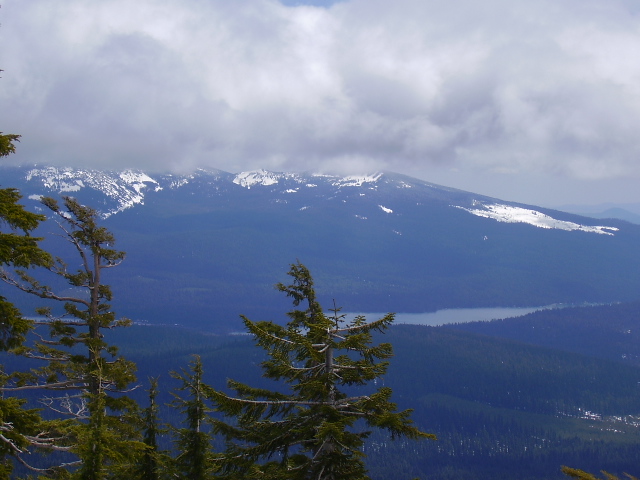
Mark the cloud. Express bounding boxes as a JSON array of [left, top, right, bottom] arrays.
[[2, 0, 640, 184]]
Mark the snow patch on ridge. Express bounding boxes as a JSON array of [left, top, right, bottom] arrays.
[[119, 171, 159, 192], [233, 170, 280, 188], [233, 170, 383, 189], [233, 170, 302, 188], [26, 167, 160, 218], [168, 177, 190, 189], [458, 203, 619, 235], [331, 173, 383, 187]]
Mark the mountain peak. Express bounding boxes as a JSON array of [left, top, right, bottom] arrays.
[[24, 166, 160, 217], [232, 170, 302, 188]]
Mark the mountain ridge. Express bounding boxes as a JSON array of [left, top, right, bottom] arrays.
[[2, 165, 622, 235], [2, 164, 638, 331]]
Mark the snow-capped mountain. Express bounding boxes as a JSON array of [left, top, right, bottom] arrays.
[[23, 166, 162, 217], [5, 166, 620, 235], [2, 165, 638, 331]]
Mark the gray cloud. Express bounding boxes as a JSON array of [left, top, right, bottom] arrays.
[[2, 0, 640, 204]]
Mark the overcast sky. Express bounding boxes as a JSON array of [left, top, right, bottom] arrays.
[[2, 0, 640, 208]]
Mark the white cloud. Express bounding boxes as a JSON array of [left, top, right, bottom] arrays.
[[2, 0, 640, 193]]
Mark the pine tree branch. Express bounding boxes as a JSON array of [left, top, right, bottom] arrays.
[[15, 453, 81, 475], [1, 379, 85, 391], [25, 433, 74, 451], [0, 429, 24, 454], [216, 393, 325, 407]]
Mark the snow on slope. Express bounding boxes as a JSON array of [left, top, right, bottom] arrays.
[[233, 170, 278, 188], [330, 173, 383, 187], [26, 167, 159, 217], [232, 170, 384, 189], [458, 202, 619, 235], [19, 167, 621, 237], [233, 170, 301, 188]]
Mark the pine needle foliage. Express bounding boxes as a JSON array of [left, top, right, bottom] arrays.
[[170, 356, 217, 480], [134, 377, 173, 480], [0, 134, 51, 350], [211, 261, 434, 480], [562, 466, 639, 480], [0, 197, 141, 477], [0, 132, 20, 158], [0, 131, 52, 477]]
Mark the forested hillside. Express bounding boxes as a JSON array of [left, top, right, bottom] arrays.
[[448, 302, 640, 366], [94, 322, 640, 480]]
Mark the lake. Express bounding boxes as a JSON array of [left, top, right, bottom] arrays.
[[349, 306, 555, 327]]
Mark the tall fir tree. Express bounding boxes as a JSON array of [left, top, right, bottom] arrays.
[[0, 132, 51, 349], [211, 262, 434, 480], [134, 377, 172, 480], [0, 196, 141, 478], [0, 131, 53, 477], [170, 355, 217, 480]]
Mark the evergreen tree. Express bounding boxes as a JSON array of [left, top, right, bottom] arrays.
[[0, 196, 140, 478], [0, 131, 53, 477], [134, 377, 172, 480], [0, 132, 51, 349], [170, 355, 216, 480], [211, 262, 434, 480], [0, 131, 20, 158]]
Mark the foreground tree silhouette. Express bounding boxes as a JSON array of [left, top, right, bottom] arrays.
[[211, 262, 433, 480], [0, 132, 51, 350], [0, 132, 52, 477], [1, 197, 140, 478]]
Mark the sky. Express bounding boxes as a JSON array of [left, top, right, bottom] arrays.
[[2, 0, 640, 208]]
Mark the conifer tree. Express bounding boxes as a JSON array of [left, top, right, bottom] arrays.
[[0, 132, 51, 349], [170, 355, 216, 480], [211, 262, 434, 480], [0, 196, 140, 477], [0, 131, 53, 476], [134, 377, 172, 480], [0, 133, 20, 157]]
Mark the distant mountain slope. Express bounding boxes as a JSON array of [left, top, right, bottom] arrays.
[[596, 207, 640, 225], [2, 165, 639, 330], [558, 203, 640, 225], [448, 301, 640, 367]]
